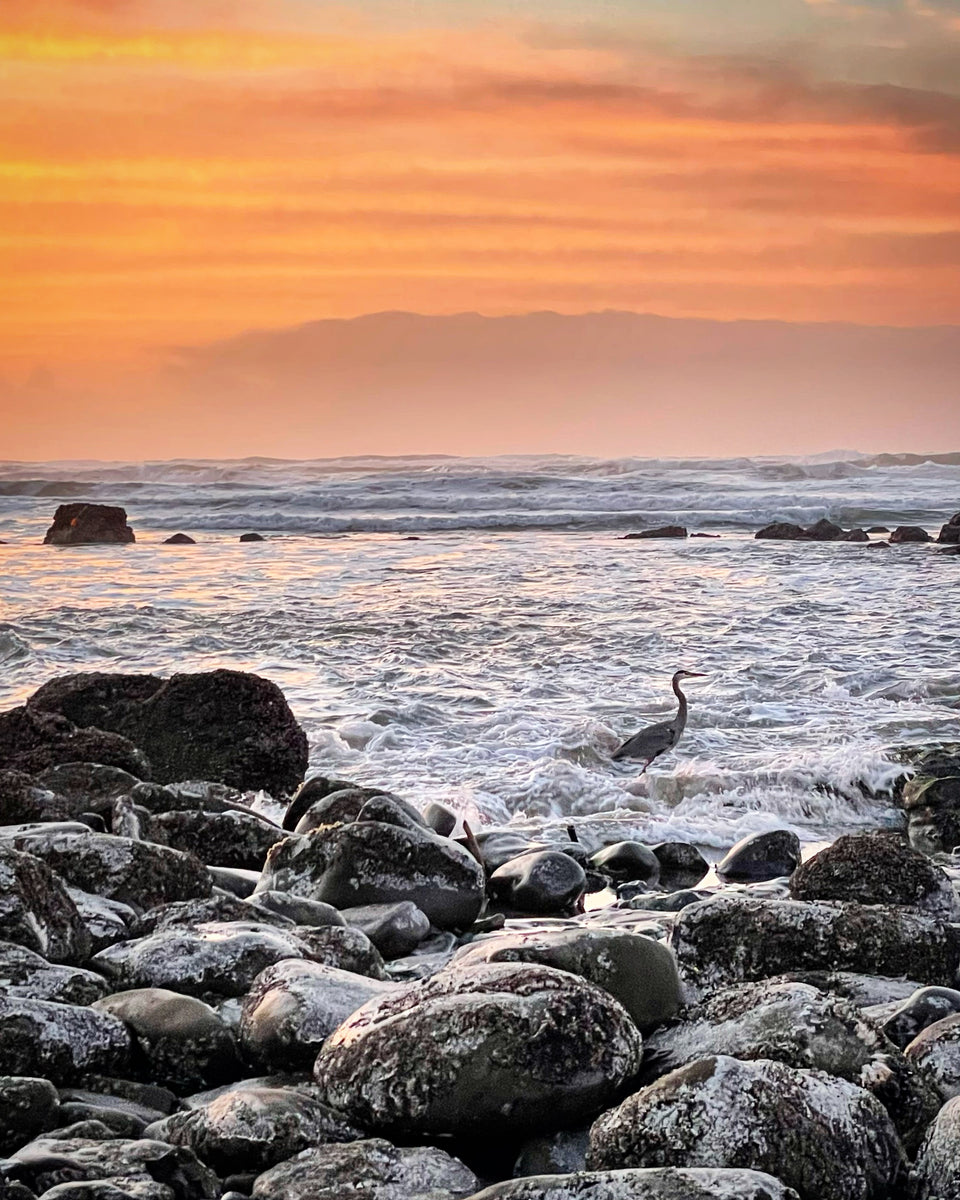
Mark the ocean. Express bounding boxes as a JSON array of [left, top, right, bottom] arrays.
[[1, 452, 958, 850]]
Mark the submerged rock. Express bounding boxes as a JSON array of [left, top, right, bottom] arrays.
[[715, 830, 800, 882], [164, 533, 196, 545], [0, 996, 131, 1083], [588, 1055, 904, 1200], [0, 846, 91, 963], [469, 1169, 801, 1199], [314, 962, 644, 1137], [43, 504, 135, 546], [755, 522, 806, 540]]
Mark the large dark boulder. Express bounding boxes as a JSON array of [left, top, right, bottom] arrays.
[[144, 809, 284, 870], [755, 522, 806, 540], [0, 706, 148, 777], [43, 504, 135, 546], [900, 744, 960, 855], [804, 518, 844, 541], [0, 996, 131, 1083], [29, 670, 308, 796], [890, 526, 932, 543], [0, 769, 78, 825], [938, 515, 960, 544], [0, 846, 91, 963]]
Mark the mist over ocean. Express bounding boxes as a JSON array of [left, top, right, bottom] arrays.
[[2, 451, 958, 848]]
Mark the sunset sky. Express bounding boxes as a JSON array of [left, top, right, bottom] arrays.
[[3, 0, 960, 457]]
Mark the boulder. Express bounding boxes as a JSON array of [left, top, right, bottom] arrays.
[[281, 777, 371, 832], [451, 928, 681, 1031], [840, 528, 870, 542], [259, 821, 485, 931], [294, 924, 385, 978], [252, 1139, 478, 1200], [913, 1094, 960, 1199], [623, 527, 688, 539], [146, 1086, 362, 1175], [0, 1077, 60, 1155], [239, 532, 265, 542], [889, 526, 931, 543], [0, 768, 78, 825], [37, 763, 144, 814], [93, 989, 242, 1094], [43, 504, 135, 546], [590, 842, 660, 885], [144, 809, 283, 871], [650, 843, 709, 889], [671, 895, 960, 999], [938, 516, 960, 544], [804, 518, 844, 541], [0, 706, 148, 777], [164, 534, 196, 545], [0, 996, 131, 1083], [755, 523, 806, 540], [340, 902, 431, 959], [240, 959, 397, 1071], [0, 941, 109, 1004], [133, 894, 295, 937], [587, 1055, 904, 1200], [67, 888, 135, 953], [314, 962, 643, 1137], [423, 801, 459, 838], [715, 830, 800, 882], [0, 846, 91, 963], [468, 1169, 801, 1200], [789, 831, 956, 915], [489, 851, 586, 915], [248, 891, 345, 929], [8, 1136, 217, 1199], [900, 745, 960, 855], [880, 986, 960, 1048], [905, 1013, 960, 1100]]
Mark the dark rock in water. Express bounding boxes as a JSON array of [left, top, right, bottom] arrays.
[[938, 517, 960, 544], [905, 1013, 960, 1100], [622, 887, 710, 911], [340, 902, 431, 959], [622, 526, 688, 539], [251, 1139, 478, 1200], [0, 706, 149, 778], [489, 850, 586, 915], [867, 526, 890, 533], [0, 941, 109, 1004], [281, 776, 368, 832], [451, 927, 681, 1030], [651, 842, 709, 889], [840, 528, 869, 542], [804, 518, 844, 541], [867, 540, 891, 548], [147, 1085, 362, 1175], [314, 961, 644, 1137], [8, 830, 212, 911], [671, 895, 960, 999], [0, 996, 131, 1083], [913, 1095, 960, 1200], [260, 820, 485, 931], [790, 831, 957, 915], [590, 842, 660, 885], [900, 745, 960, 855], [0, 1077, 60, 1155], [587, 1054, 904, 1200], [164, 534, 196, 545], [755, 522, 806, 540], [93, 988, 242, 1094], [43, 504, 135, 546], [470, 1169, 801, 1200], [28, 669, 308, 796], [0, 846, 91, 963], [422, 801, 458, 838], [240, 959, 397, 1071], [716, 830, 801, 883], [691, 532, 721, 538], [248, 891, 345, 929], [145, 809, 283, 871], [882, 987, 960, 1049], [939, 544, 960, 555], [890, 525, 932, 543], [9, 1136, 217, 1199], [239, 532, 265, 542]]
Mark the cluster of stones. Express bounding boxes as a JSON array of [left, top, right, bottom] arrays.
[[3, 673, 960, 1199], [40, 502, 265, 546]]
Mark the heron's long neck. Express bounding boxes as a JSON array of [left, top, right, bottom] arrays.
[[672, 677, 688, 729]]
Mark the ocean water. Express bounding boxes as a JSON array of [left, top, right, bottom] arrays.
[[1, 453, 958, 850]]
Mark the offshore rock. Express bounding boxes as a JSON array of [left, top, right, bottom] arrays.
[[43, 504, 135, 546], [890, 525, 932, 542], [805, 518, 844, 540], [587, 1055, 904, 1200], [0, 846, 92, 963], [451, 927, 681, 1031], [623, 526, 688, 539], [314, 962, 644, 1137], [251, 1139, 478, 1200], [912, 1095, 960, 1199], [8, 1136, 217, 1199], [0, 941, 109, 1004], [755, 522, 806, 540], [164, 533, 196, 545], [489, 850, 586, 915], [0, 706, 148, 778], [715, 830, 800, 883], [144, 809, 284, 871], [938, 514, 960, 543], [0, 996, 131, 1083], [468, 1169, 802, 1200], [0, 1077, 60, 1156]]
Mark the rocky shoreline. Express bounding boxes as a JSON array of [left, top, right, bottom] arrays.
[[2, 670, 960, 1198]]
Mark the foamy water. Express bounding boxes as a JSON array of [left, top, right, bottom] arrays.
[[1, 453, 958, 849]]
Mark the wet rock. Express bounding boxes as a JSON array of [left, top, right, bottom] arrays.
[[0, 847, 91, 963], [716, 830, 800, 883], [452, 927, 681, 1030], [132, 894, 291, 937], [867, 526, 890, 533], [0, 996, 131, 1083], [938, 515, 960, 544], [146, 1086, 362, 1175], [513, 1130, 589, 1177], [590, 842, 660, 885], [314, 961, 643, 1137], [251, 1139, 477, 1200], [880, 986, 960, 1049], [281, 777, 370, 832], [0, 706, 148, 778], [239, 532, 265, 542], [587, 1055, 904, 1200], [43, 505, 135, 546], [0, 1077, 60, 1155], [294, 924, 385, 979], [913, 1094, 960, 1199], [423, 801, 458, 838], [622, 888, 709, 912], [469, 1169, 801, 1200], [900, 745, 960, 855], [144, 810, 283, 871], [805, 518, 844, 540], [240, 959, 397, 1071], [259, 820, 485, 931], [789, 831, 957, 915], [0, 941, 109, 1004], [840, 528, 869, 542], [755, 522, 806, 540], [671, 895, 960, 999], [8, 831, 212, 911], [890, 525, 932, 542], [0, 769, 77, 825], [57, 1086, 171, 1139], [355, 793, 428, 831], [164, 534, 196, 545], [93, 989, 242, 1094], [247, 891, 345, 928], [473, 830, 536, 874], [340, 902, 431, 959], [650, 843, 709, 889], [490, 851, 585, 915], [623, 526, 688, 539], [8, 1136, 217, 1199], [905, 1012, 960, 1100]]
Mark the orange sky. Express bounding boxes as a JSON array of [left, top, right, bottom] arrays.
[[2, 0, 960, 456]]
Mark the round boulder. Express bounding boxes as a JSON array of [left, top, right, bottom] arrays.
[[590, 842, 661, 885], [0, 996, 131, 1084], [489, 851, 586, 915], [716, 830, 800, 883]]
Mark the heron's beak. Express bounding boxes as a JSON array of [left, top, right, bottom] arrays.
[[687, 672, 707, 677]]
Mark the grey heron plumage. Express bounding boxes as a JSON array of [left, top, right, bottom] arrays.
[[612, 670, 705, 773]]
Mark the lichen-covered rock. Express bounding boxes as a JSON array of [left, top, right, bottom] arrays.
[[0, 847, 91, 963], [251, 1139, 478, 1200], [43, 504, 135, 545], [588, 1055, 905, 1200], [66, 888, 135, 953], [790, 832, 957, 915], [468, 1169, 801, 1200], [489, 851, 586, 915], [880, 986, 960, 1048], [0, 705, 148, 778], [0, 768, 78, 824], [146, 1085, 362, 1175], [775, 971, 923, 1010], [36, 763, 144, 815], [513, 1130, 590, 1178], [240, 960, 397, 1071], [314, 962, 644, 1137], [0, 941, 109, 1004], [8, 1136, 217, 1199], [900, 745, 960, 855], [0, 1077, 60, 1155], [912, 1094, 960, 1199], [248, 891, 345, 928], [291, 923, 385, 978], [905, 1013, 960, 1100], [716, 830, 800, 883], [133, 894, 295, 938], [340, 902, 431, 959], [93, 989, 242, 1094], [0, 996, 131, 1083], [259, 820, 485, 931], [8, 830, 212, 911], [451, 928, 681, 1030], [671, 895, 959, 999], [144, 809, 284, 871]]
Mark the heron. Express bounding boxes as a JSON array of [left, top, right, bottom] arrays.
[[612, 670, 705, 774]]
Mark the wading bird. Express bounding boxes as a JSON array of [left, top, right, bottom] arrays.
[[612, 670, 705, 774]]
